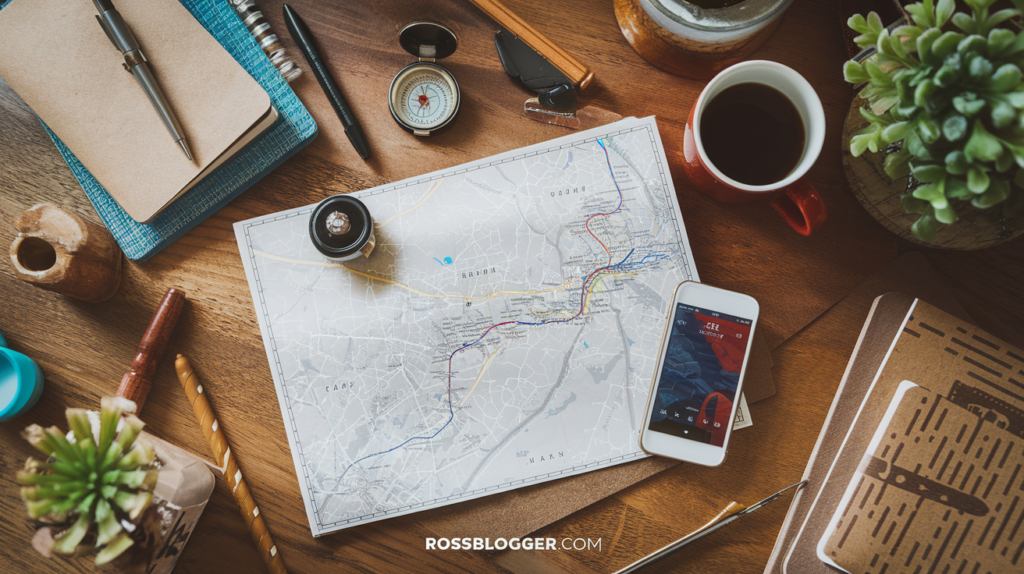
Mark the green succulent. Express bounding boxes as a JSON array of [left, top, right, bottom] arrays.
[[18, 397, 158, 566], [844, 0, 1024, 241]]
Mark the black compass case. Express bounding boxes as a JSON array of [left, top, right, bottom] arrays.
[[389, 21, 461, 136]]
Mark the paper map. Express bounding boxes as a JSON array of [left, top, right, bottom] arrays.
[[234, 117, 701, 535]]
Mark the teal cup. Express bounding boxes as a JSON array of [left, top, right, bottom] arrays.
[[0, 331, 44, 422]]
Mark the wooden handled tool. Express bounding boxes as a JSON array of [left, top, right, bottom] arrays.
[[175, 354, 287, 574], [467, 0, 594, 90], [115, 288, 185, 413]]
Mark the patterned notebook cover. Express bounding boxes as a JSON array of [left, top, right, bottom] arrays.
[[820, 381, 1023, 573], [0, 0, 317, 261]]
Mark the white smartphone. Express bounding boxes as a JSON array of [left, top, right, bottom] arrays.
[[639, 281, 760, 467]]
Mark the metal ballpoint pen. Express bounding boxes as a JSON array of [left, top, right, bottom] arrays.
[[93, 0, 194, 161], [611, 481, 807, 574]]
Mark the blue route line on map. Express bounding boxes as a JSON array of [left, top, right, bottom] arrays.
[[339, 138, 654, 479]]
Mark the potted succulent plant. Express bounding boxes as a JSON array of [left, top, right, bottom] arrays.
[[16, 397, 216, 573], [843, 0, 1024, 247]]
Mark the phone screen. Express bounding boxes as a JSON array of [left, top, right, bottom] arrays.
[[647, 303, 753, 447]]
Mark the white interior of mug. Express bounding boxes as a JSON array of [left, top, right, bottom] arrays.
[[692, 60, 826, 193]]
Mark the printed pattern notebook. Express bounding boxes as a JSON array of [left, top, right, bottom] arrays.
[[820, 381, 1023, 573], [0, 0, 317, 261]]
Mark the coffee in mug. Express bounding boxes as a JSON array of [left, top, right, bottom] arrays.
[[700, 82, 806, 186]]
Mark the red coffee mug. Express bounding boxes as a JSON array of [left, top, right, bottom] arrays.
[[682, 61, 828, 236]]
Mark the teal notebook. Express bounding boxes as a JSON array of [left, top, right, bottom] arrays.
[[0, 0, 317, 261]]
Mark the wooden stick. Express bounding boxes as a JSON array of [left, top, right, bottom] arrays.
[[175, 354, 287, 574], [115, 288, 185, 414], [467, 0, 594, 90]]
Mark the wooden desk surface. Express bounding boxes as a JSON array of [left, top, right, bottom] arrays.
[[1, 1, 1021, 573]]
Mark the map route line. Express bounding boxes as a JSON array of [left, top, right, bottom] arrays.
[[586, 139, 625, 261], [338, 138, 641, 481], [252, 250, 571, 301], [377, 177, 445, 226], [458, 346, 503, 407]]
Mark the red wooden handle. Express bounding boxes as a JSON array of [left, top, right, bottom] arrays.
[[116, 288, 185, 414]]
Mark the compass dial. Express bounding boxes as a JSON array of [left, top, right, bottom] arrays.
[[390, 63, 460, 134]]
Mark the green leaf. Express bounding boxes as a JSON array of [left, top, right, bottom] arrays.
[[917, 117, 942, 143], [116, 440, 155, 471], [952, 12, 976, 35], [933, 32, 966, 61], [997, 149, 1015, 172], [964, 119, 1004, 161], [918, 28, 943, 65], [911, 212, 939, 242], [913, 181, 947, 203], [946, 177, 972, 199], [972, 179, 1010, 207], [968, 165, 991, 192], [936, 0, 955, 27], [848, 13, 869, 34], [953, 93, 986, 116], [942, 114, 968, 141], [844, 60, 869, 84], [114, 490, 153, 520], [945, 150, 970, 174], [851, 133, 875, 156], [882, 121, 910, 142], [934, 203, 959, 224], [968, 54, 994, 79], [51, 514, 91, 554], [901, 192, 931, 214], [884, 149, 913, 179], [911, 163, 947, 183], [893, 26, 924, 41], [115, 469, 158, 490], [987, 29, 1016, 57], [865, 61, 894, 86], [982, 9, 1020, 36], [114, 414, 145, 455], [1005, 91, 1024, 108], [988, 64, 1023, 92], [95, 532, 135, 566], [990, 100, 1016, 129], [914, 78, 936, 108], [959, 35, 988, 57], [906, 2, 934, 28]]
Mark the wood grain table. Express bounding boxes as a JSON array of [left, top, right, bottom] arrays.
[[1, 1, 1022, 573]]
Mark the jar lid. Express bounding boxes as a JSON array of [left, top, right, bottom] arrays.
[[399, 21, 458, 60], [309, 195, 374, 259], [645, 0, 792, 32]]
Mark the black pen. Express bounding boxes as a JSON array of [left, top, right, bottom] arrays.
[[283, 4, 370, 160]]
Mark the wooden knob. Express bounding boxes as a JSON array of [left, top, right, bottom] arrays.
[[115, 288, 185, 414]]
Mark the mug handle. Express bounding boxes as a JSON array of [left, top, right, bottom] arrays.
[[770, 178, 828, 236]]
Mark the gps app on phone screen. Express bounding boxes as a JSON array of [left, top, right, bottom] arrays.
[[647, 303, 752, 446]]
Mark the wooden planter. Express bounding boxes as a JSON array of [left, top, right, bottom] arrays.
[[842, 96, 1023, 250]]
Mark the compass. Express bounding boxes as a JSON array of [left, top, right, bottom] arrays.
[[389, 21, 461, 136]]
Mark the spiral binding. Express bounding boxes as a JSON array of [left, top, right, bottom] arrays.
[[228, 0, 301, 83]]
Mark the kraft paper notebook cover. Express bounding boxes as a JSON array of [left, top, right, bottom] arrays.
[[764, 251, 974, 574], [0, 0, 274, 222], [819, 381, 1023, 573], [772, 298, 1024, 574]]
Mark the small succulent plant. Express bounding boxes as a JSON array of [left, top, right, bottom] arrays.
[[844, 0, 1024, 241], [18, 397, 157, 566]]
